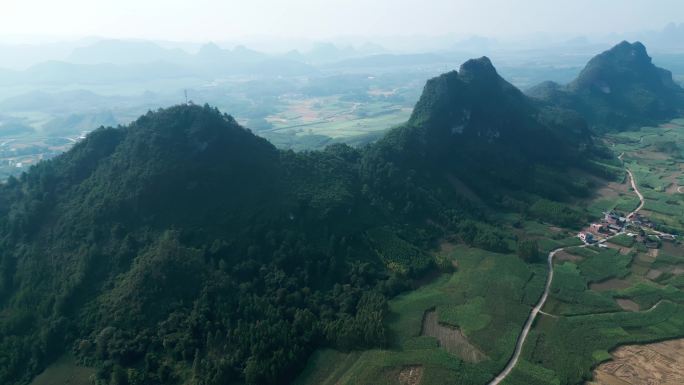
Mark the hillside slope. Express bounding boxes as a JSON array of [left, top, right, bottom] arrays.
[[0, 57, 611, 385], [365, 57, 599, 209], [528, 41, 684, 131]]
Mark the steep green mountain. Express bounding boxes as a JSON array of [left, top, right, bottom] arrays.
[[528, 41, 684, 131], [365, 57, 600, 209], [0, 105, 394, 385], [0, 58, 608, 385]]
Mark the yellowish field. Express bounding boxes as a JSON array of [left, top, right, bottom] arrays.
[[589, 338, 684, 385]]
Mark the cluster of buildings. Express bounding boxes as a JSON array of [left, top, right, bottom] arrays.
[[629, 213, 655, 229], [579, 211, 628, 244], [577, 210, 677, 248]]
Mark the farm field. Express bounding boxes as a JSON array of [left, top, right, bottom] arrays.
[[588, 338, 684, 385], [297, 118, 684, 385], [258, 95, 413, 149], [501, 119, 684, 385], [296, 239, 564, 385], [0, 135, 76, 179]]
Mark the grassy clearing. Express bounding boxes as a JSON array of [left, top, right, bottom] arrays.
[[29, 354, 95, 385]]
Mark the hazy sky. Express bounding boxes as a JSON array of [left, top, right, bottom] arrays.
[[2, 0, 682, 42]]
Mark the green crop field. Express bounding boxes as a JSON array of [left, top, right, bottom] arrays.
[[297, 116, 684, 384], [265, 100, 411, 140], [296, 245, 548, 385], [505, 118, 684, 385]]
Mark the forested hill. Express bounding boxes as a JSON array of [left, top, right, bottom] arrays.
[[366, 56, 601, 207], [0, 105, 390, 385], [0, 57, 611, 385], [528, 41, 684, 131]]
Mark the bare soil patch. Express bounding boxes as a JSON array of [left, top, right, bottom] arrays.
[[594, 179, 631, 200], [618, 247, 632, 256], [398, 365, 424, 385], [630, 262, 650, 276], [437, 241, 456, 255], [665, 183, 681, 194], [646, 269, 664, 280], [635, 149, 669, 160], [421, 310, 486, 363], [662, 242, 684, 257], [615, 299, 640, 312], [603, 243, 624, 253], [555, 250, 584, 263], [590, 338, 684, 385], [648, 248, 659, 258], [589, 278, 631, 292], [636, 252, 656, 264]]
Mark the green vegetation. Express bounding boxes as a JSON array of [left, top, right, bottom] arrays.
[[516, 117, 684, 384], [529, 41, 684, 132], [366, 227, 433, 275], [546, 262, 621, 316], [573, 247, 632, 283], [529, 200, 586, 228], [3, 41, 684, 385], [0, 76, 601, 385], [515, 301, 684, 385], [28, 355, 95, 385], [438, 297, 492, 335], [297, 245, 547, 385], [609, 233, 636, 247], [517, 239, 542, 263], [0, 105, 397, 385]]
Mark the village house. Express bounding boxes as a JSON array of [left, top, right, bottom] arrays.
[[661, 234, 677, 242], [604, 211, 626, 226], [590, 223, 602, 232], [578, 232, 595, 244]]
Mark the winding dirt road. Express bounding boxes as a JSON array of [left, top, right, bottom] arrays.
[[625, 168, 644, 218], [488, 161, 645, 385]]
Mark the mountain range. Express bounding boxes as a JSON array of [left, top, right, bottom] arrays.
[[0, 41, 681, 385]]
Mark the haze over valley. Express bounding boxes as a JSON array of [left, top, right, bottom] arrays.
[[2, 21, 684, 178]]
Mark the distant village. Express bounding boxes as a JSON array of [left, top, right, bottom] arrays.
[[578, 210, 677, 249]]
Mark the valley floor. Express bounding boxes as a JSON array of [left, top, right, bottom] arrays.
[[296, 118, 684, 385]]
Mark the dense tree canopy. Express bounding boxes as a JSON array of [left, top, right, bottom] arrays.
[[0, 51, 630, 385]]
